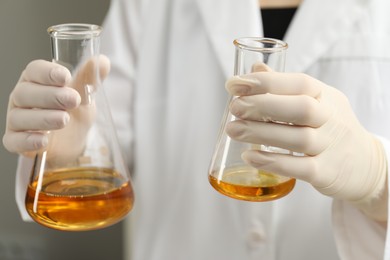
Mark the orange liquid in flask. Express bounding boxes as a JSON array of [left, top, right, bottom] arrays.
[[25, 167, 134, 231], [209, 167, 295, 202]]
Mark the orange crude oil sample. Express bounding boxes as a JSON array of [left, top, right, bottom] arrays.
[[25, 167, 134, 231], [209, 167, 295, 202]]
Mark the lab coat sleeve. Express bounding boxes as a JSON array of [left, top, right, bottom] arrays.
[[332, 135, 390, 260], [15, 156, 34, 221]]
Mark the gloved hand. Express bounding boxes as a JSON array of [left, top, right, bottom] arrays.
[[2, 56, 111, 160], [225, 67, 388, 221]]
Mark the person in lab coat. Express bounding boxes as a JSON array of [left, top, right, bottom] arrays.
[[3, 0, 390, 259]]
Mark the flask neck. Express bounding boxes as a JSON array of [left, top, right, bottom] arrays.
[[48, 23, 101, 72]]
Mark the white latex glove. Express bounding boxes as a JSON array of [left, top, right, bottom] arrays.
[[3, 56, 110, 160], [225, 68, 388, 221]]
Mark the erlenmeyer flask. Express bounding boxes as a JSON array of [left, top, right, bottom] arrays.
[[208, 37, 295, 202], [25, 24, 134, 231]]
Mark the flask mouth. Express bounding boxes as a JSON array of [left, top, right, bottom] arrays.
[[48, 23, 102, 39], [234, 37, 288, 53]]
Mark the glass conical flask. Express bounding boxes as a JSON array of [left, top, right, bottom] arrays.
[[25, 24, 134, 231], [208, 37, 295, 202]]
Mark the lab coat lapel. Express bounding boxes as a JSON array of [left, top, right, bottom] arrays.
[[284, 0, 366, 72], [195, 0, 261, 77]]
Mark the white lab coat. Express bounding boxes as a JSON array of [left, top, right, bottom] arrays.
[[15, 0, 390, 259]]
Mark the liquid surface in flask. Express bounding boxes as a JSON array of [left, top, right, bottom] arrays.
[[25, 167, 134, 231], [209, 166, 295, 202]]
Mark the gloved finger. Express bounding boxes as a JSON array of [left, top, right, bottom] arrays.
[[241, 150, 319, 185], [21, 59, 71, 86], [225, 72, 322, 97], [251, 62, 273, 72], [70, 55, 111, 104], [2, 131, 48, 154], [226, 119, 330, 155], [229, 93, 330, 127], [7, 108, 70, 131], [12, 83, 80, 110]]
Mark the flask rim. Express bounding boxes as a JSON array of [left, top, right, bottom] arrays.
[[47, 23, 102, 39], [234, 37, 288, 53]]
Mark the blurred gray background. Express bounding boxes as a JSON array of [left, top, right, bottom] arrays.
[[0, 1, 128, 259]]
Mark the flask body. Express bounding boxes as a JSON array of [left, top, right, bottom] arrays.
[[25, 24, 134, 231], [208, 38, 295, 202]]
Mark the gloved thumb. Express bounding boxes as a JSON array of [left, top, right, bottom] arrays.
[[70, 54, 111, 105]]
